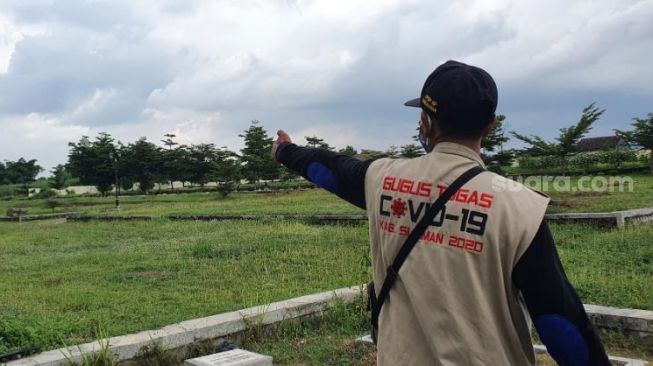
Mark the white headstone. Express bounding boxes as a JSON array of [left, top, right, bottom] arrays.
[[184, 349, 273, 366]]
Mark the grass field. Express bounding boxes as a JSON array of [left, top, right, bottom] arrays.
[[0, 190, 363, 217], [2, 174, 651, 217], [1, 217, 651, 355], [243, 298, 653, 365], [1, 183, 652, 357], [0, 219, 370, 354], [241, 298, 653, 365], [542, 174, 653, 213]]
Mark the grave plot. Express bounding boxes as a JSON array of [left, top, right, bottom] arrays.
[[166, 207, 653, 228], [6, 287, 650, 365]]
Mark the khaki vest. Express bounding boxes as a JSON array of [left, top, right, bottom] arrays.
[[364, 142, 549, 366]]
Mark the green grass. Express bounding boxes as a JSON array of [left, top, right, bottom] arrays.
[[0, 190, 364, 217], [1, 186, 652, 357], [1, 218, 651, 355], [543, 174, 653, 213], [551, 223, 653, 309], [242, 298, 653, 365], [0, 219, 370, 355], [2, 174, 651, 218], [242, 297, 376, 366]]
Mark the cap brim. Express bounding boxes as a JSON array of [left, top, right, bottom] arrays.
[[404, 98, 421, 107]]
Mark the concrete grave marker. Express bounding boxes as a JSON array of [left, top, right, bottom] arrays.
[[184, 349, 272, 366]]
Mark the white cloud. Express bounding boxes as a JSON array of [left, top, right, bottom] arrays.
[[0, 12, 45, 73], [0, 113, 90, 171], [466, 0, 653, 93], [68, 88, 119, 123], [0, 0, 652, 172]]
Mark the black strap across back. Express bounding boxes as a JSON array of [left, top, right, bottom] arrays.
[[369, 165, 485, 335]]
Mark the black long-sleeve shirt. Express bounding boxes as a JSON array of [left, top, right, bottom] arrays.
[[277, 142, 610, 365]]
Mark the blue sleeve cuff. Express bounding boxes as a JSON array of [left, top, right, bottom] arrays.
[[307, 162, 339, 194], [535, 314, 589, 366]]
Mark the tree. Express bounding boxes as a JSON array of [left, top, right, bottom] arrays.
[[385, 145, 399, 158], [120, 138, 164, 194], [483, 149, 516, 174], [239, 120, 280, 183], [305, 135, 333, 150], [616, 112, 653, 174], [511, 103, 604, 157], [161, 133, 180, 190], [480, 115, 513, 172], [0, 162, 6, 184], [399, 144, 424, 158], [48, 164, 72, 190], [120, 177, 135, 191], [2, 158, 43, 186], [212, 147, 241, 198], [187, 143, 218, 188], [338, 145, 358, 156], [482, 115, 509, 153], [44, 199, 61, 212], [161, 133, 178, 150], [67, 133, 118, 196], [359, 149, 390, 160]]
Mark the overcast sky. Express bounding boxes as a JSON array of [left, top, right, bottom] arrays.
[[1, 0, 652, 173]]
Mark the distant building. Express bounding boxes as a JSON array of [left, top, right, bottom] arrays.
[[576, 136, 628, 152]]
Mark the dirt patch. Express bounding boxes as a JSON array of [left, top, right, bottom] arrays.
[[339, 341, 376, 366], [570, 191, 612, 197], [362, 348, 377, 365], [549, 200, 580, 209]]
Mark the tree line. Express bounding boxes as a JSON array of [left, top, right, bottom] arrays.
[[0, 158, 43, 186], [2, 107, 652, 196], [63, 120, 435, 196]]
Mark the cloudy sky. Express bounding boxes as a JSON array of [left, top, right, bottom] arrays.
[[1, 0, 652, 173]]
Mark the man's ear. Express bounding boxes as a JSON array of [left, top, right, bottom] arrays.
[[420, 111, 430, 135]]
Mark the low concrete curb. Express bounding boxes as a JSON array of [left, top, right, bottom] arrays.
[[6, 286, 362, 366], [6, 286, 652, 366], [545, 207, 653, 228], [620, 207, 653, 227], [66, 215, 152, 222], [586, 304, 653, 337], [167, 208, 653, 228], [0, 212, 78, 222], [167, 214, 366, 224]]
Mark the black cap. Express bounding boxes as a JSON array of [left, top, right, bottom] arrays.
[[405, 60, 497, 132]]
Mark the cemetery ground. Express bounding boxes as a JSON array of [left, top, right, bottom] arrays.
[[0, 176, 652, 364], [1, 173, 652, 217]]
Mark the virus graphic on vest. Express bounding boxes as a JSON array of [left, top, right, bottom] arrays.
[[390, 198, 407, 218]]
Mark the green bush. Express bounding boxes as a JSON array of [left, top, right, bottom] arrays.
[[0, 318, 46, 354], [44, 199, 62, 212], [32, 189, 58, 199], [594, 149, 637, 168], [0, 184, 27, 197], [516, 149, 639, 173]]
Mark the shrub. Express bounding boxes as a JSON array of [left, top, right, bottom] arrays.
[[32, 188, 58, 199], [0, 317, 46, 355], [216, 181, 236, 198], [596, 149, 637, 168], [517, 149, 639, 173], [44, 199, 61, 212]]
